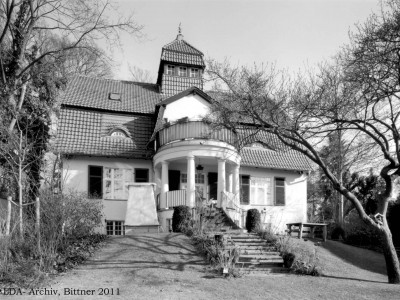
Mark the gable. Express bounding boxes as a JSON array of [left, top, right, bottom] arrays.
[[163, 93, 210, 122]]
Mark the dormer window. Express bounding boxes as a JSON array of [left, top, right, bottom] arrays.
[[190, 68, 199, 78], [178, 66, 187, 76], [110, 130, 128, 137], [167, 65, 175, 75], [109, 92, 121, 101]]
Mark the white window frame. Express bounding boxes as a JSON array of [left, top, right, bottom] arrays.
[[250, 177, 272, 205], [106, 220, 125, 235], [167, 65, 175, 75], [190, 68, 199, 78], [104, 168, 133, 200], [178, 66, 187, 76]]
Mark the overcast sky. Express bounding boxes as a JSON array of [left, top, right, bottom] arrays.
[[110, 0, 381, 82]]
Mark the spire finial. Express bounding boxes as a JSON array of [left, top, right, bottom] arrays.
[[177, 23, 183, 40]]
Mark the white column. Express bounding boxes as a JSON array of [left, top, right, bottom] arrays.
[[232, 164, 240, 200], [227, 171, 233, 193], [217, 159, 226, 208], [187, 156, 195, 207], [160, 161, 169, 209]]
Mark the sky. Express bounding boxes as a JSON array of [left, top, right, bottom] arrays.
[[109, 0, 382, 82]]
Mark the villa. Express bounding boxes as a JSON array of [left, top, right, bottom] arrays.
[[55, 30, 312, 235]]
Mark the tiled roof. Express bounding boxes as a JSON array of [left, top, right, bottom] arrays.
[[161, 37, 205, 67], [163, 37, 203, 55], [55, 108, 154, 158], [241, 147, 313, 171], [237, 129, 289, 151], [61, 76, 162, 114], [161, 75, 203, 98], [161, 50, 204, 66]]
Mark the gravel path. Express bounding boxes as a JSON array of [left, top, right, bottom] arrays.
[[7, 233, 400, 300]]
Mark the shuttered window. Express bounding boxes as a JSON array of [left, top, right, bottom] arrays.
[[240, 175, 250, 204], [275, 178, 285, 206]]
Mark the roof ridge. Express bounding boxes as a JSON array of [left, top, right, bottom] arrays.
[[72, 75, 158, 87]]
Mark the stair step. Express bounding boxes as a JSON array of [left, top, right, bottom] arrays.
[[238, 258, 283, 264], [241, 249, 277, 255], [244, 268, 288, 275], [231, 242, 271, 246], [238, 263, 284, 269], [239, 253, 281, 258]]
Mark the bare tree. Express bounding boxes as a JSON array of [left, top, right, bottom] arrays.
[[206, 53, 400, 283], [0, 0, 143, 132], [0, 118, 43, 237], [128, 64, 154, 83]]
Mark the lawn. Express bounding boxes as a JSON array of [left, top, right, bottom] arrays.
[[2, 233, 398, 300]]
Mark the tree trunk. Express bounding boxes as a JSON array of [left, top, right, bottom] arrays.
[[379, 222, 400, 283]]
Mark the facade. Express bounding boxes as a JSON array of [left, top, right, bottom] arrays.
[[55, 31, 312, 235]]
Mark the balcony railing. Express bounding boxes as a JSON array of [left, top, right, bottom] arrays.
[[166, 190, 186, 208], [157, 120, 237, 148]]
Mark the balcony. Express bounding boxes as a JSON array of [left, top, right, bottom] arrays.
[[156, 120, 237, 149]]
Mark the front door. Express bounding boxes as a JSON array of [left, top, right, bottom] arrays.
[[208, 172, 218, 200], [169, 170, 181, 191]]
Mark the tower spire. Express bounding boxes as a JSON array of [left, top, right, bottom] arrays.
[[177, 22, 183, 40]]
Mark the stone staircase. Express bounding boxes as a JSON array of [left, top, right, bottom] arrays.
[[201, 208, 286, 275], [228, 233, 286, 275], [202, 207, 240, 232]]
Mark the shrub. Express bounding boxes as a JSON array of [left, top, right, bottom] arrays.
[[331, 225, 346, 240], [344, 210, 380, 248], [0, 190, 105, 287], [274, 235, 321, 276], [246, 209, 261, 232], [172, 205, 191, 232]]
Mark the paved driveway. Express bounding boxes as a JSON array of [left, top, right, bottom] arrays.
[[9, 233, 400, 300]]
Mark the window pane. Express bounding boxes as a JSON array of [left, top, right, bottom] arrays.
[[106, 221, 113, 235], [276, 178, 285, 187], [114, 169, 124, 180], [89, 166, 102, 198], [114, 180, 124, 199], [181, 173, 187, 183], [135, 169, 149, 182], [105, 168, 112, 179], [104, 180, 112, 199]]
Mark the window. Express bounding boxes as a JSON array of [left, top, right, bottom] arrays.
[[181, 173, 206, 198], [106, 221, 125, 235], [104, 168, 133, 199], [110, 130, 127, 137], [190, 68, 199, 78], [178, 66, 187, 76], [88, 166, 103, 198], [275, 178, 285, 205], [135, 168, 149, 183], [250, 177, 272, 205], [240, 175, 250, 204], [181, 173, 204, 184], [167, 65, 175, 75]]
